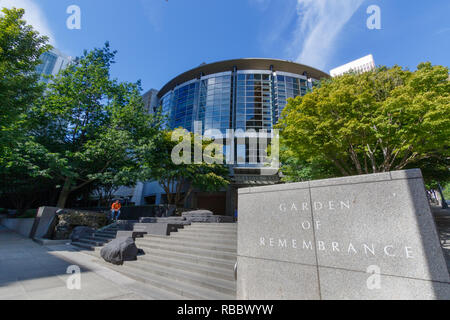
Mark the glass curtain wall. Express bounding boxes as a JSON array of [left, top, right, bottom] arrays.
[[273, 73, 309, 122], [160, 92, 173, 129], [159, 70, 311, 165], [235, 72, 273, 132], [198, 73, 232, 134]]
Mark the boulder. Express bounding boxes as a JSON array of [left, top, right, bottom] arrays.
[[182, 210, 234, 223], [182, 210, 214, 217], [70, 226, 95, 242], [100, 237, 138, 266]]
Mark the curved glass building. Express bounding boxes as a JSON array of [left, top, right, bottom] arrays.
[[135, 58, 329, 215], [154, 58, 328, 134]]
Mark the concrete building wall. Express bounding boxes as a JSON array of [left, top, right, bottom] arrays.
[[330, 54, 376, 77]]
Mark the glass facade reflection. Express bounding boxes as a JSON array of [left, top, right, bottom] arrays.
[[145, 59, 328, 167], [235, 72, 273, 132], [135, 60, 329, 212], [35, 48, 73, 83], [159, 71, 313, 134], [273, 74, 310, 122], [198, 72, 232, 133]]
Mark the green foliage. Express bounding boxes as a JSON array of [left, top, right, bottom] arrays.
[[0, 9, 162, 210], [444, 184, 450, 200], [138, 130, 229, 207], [0, 8, 51, 151], [31, 43, 161, 208], [0, 8, 51, 147], [279, 146, 340, 182], [277, 63, 450, 183], [16, 208, 38, 219], [0, 8, 55, 210]]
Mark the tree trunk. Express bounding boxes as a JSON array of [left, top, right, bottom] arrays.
[[57, 178, 72, 209], [438, 184, 449, 209]]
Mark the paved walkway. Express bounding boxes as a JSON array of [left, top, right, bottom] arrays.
[[433, 209, 450, 273], [1, 208, 449, 300], [0, 226, 152, 300]]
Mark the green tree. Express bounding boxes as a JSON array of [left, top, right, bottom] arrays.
[[0, 8, 51, 150], [277, 63, 450, 182], [0, 141, 62, 211], [138, 130, 229, 208], [0, 8, 54, 210], [279, 146, 340, 183], [33, 43, 159, 208]]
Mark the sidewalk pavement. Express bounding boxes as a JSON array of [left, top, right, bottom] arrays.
[[0, 226, 149, 300]]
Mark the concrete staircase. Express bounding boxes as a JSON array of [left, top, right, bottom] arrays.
[[71, 224, 119, 250], [86, 223, 237, 300]]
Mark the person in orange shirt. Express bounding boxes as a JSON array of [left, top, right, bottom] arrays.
[[110, 200, 122, 222]]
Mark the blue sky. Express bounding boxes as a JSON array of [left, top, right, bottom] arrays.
[[1, 0, 449, 92]]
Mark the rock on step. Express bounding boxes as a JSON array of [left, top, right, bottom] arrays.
[[79, 221, 238, 300]]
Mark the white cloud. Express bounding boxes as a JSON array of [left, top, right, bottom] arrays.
[[0, 0, 56, 45], [139, 0, 167, 31], [290, 0, 364, 70], [263, 0, 298, 45]]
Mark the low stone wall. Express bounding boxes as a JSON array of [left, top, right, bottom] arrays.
[[52, 210, 109, 240], [0, 218, 34, 237], [74, 205, 176, 220], [182, 210, 235, 223], [237, 169, 450, 300]]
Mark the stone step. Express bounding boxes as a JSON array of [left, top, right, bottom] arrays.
[[78, 238, 109, 247], [124, 259, 235, 295], [88, 234, 114, 241], [136, 241, 237, 261], [97, 228, 117, 233], [95, 231, 117, 238], [173, 232, 237, 242], [102, 227, 118, 232], [179, 229, 237, 237], [137, 254, 234, 281], [188, 223, 237, 229], [78, 251, 188, 300], [71, 241, 96, 251], [138, 236, 237, 253], [170, 233, 237, 245], [75, 246, 100, 257], [138, 247, 235, 270], [79, 240, 236, 270], [105, 263, 234, 300]]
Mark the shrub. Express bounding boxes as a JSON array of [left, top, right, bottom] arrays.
[[16, 209, 38, 219]]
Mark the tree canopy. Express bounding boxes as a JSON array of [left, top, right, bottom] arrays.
[[0, 8, 55, 211], [277, 63, 450, 185], [0, 8, 51, 144], [32, 43, 160, 208], [137, 130, 230, 207]]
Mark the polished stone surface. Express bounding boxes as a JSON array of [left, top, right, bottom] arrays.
[[237, 169, 450, 300], [237, 256, 319, 300]]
